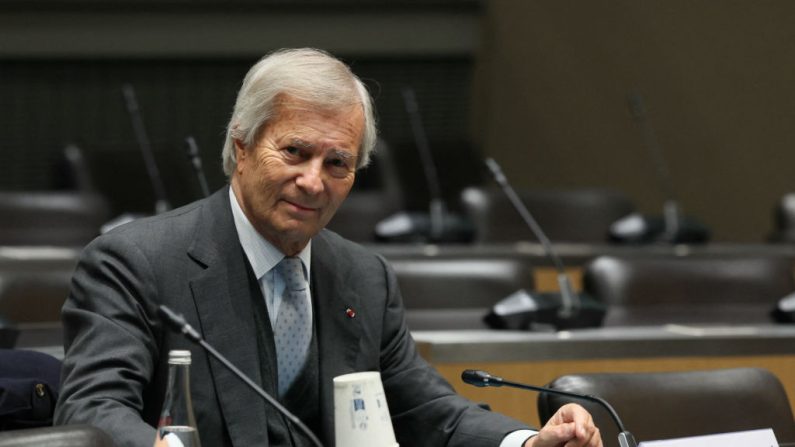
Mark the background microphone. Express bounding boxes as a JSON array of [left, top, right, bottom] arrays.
[[373, 86, 474, 243], [482, 158, 605, 330], [157, 305, 324, 447], [461, 369, 637, 447], [772, 291, 795, 323], [122, 83, 171, 215], [185, 136, 211, 198], [609, 92, 709, 244]]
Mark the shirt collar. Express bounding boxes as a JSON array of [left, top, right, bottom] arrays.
[[229, 187, 311, 279]]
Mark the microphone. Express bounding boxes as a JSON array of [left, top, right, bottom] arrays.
[[185, 136, 211, 198], [461, 369, 637, 447], [122, 83, 171, 215], [609, 92, 709, 244], [482, 158, 605, 330], [772, 291, 795, 323], [157, 305, 323, 447], [373, 86, 474, 243]]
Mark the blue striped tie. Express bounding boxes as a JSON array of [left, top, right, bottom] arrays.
[[273, 256, 312, 397]]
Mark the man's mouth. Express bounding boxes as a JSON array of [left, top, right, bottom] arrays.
[[282, 199, 318, 212]]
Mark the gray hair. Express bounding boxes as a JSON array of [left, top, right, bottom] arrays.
[[222, 48, 377, 176]]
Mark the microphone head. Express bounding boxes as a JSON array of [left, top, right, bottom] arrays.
[[461, 369, 497, 387], [158, 305, 203, 343], [772, 292, 795, 323], [484, 158, 507, 185], [157, 305, 187, 332]]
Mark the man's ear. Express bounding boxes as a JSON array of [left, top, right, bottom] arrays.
[[234, 138, 246, 159]]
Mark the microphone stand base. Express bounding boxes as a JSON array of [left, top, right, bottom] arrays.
[[483, 290, 606, 331]]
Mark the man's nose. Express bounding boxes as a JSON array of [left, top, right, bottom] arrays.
[[295, 159, 325, 195]]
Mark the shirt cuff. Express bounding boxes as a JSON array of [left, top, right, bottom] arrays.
[[500, 429, 538, 447]]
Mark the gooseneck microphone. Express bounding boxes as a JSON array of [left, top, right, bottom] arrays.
[[402, 87, 446, 240], [482, 158, 605, 330], [157, 305, 324, 447], [485, 158, 577, 317], [373, 87, 474, 243], [461, 369, 637, 447], [609, 92, 709, 244], [122, 84, 171, 214], [185, 136, 211, 198]]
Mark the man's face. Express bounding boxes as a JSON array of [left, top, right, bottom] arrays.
[[231, 95, 364, 255]]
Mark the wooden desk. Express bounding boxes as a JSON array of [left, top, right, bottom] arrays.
[[413, 325, 795, 427]]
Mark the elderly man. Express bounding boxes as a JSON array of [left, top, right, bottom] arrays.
[[55, 48, 602, 447]]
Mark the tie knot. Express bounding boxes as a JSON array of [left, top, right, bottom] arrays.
[[277, 256, 306, 292]]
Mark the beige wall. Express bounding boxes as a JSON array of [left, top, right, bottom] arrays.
[[473, 0, 795, 241]]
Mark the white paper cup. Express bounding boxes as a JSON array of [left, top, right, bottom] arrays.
[[333, 371, 399, 447]]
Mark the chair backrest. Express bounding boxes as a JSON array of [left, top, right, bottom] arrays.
[[538, 368, 795, 446], [0, 192, 110, 247], [583, 254, 795, 325], [389, 257, 534, 330], [461, 186, 635, 243], [0, 425, 117, 447], [0, 255, 75, 325]]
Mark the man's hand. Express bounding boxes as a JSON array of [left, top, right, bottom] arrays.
[[153, 435, 169, 447], [524, 403, 602, 447]]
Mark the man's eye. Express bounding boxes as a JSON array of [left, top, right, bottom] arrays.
[[327, 158, 353, 177], [284, 146, 300, 156]]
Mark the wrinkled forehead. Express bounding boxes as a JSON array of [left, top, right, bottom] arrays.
[[265, 95, 365, 153]]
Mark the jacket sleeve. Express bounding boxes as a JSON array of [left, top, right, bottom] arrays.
[[375, 255, 532, 447], [54, 233, 162, 447]]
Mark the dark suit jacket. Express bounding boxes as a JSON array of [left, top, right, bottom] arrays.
[[54, 187, 529, 447]]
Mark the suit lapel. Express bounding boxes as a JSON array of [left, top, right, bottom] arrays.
[[312, 232, 363, 443], [188, 187, 269, 446]]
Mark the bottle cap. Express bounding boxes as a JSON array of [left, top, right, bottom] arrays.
[[168, 350, 192, 365]]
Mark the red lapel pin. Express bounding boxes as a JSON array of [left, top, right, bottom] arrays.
[[345, 307, 356, 318]]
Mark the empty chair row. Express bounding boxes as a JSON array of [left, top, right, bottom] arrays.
[[392, 253, 794, 330]]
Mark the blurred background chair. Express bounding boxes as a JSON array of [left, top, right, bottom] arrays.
[[770, 192, 795, 243], [537, 368, 795, 446], [0, 192, 109, 247], [0, 260, 74, 327], [582, 254, 795, 326], [389, 257, 534, 330], [0, 425, 116, 447], [0, 145, 110, 247], [0, 249, 77, 351], [460, 186, 635, 244]]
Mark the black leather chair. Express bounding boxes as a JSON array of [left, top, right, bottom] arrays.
[[538, 368, 795, 446], [0, 425, 117, 447], [0, 191, 110, 247], [389, 257, 535, 330], [0, 256, 75, 325], [461, 186, 635, 243], [583, 254, 795, 326]]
